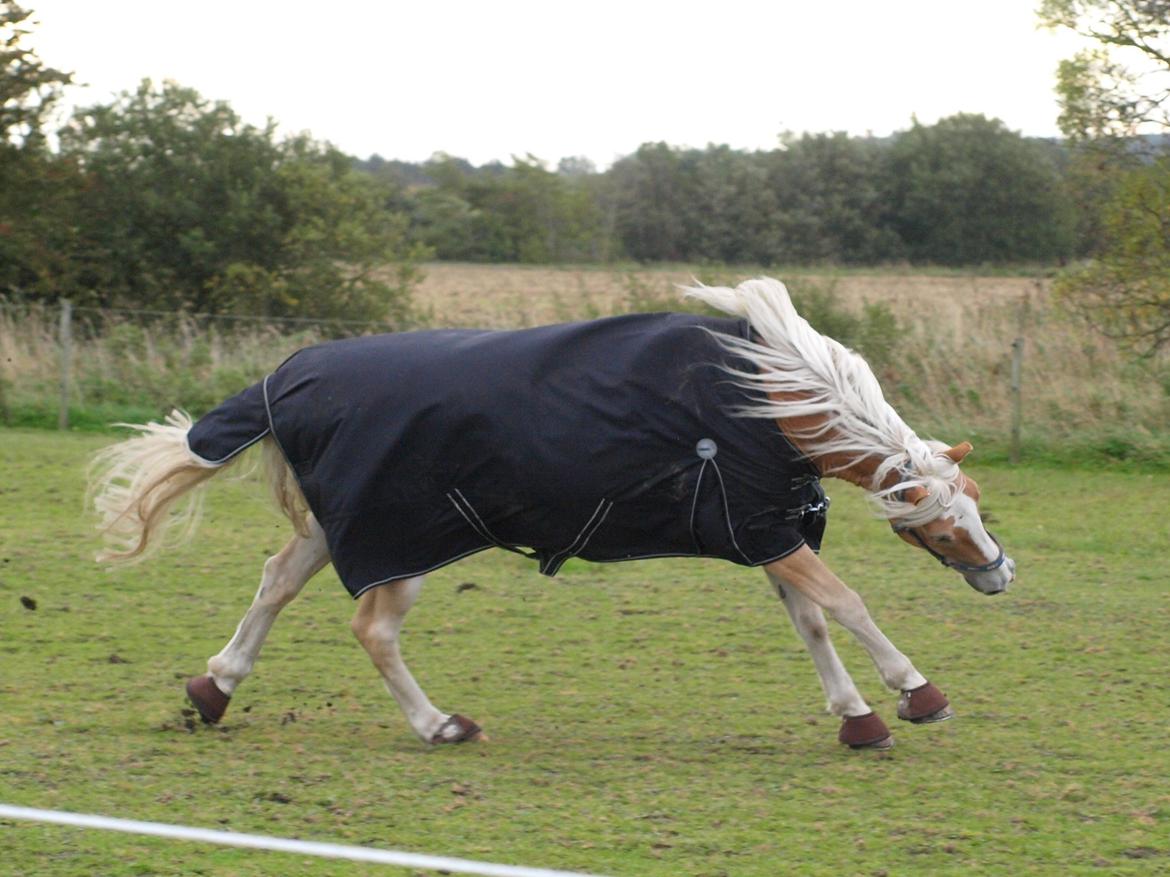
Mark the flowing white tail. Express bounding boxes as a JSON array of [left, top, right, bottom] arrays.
[[88, 410, 304, 563]]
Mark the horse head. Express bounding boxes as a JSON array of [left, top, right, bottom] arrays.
[[888, 442, 1016, 595]]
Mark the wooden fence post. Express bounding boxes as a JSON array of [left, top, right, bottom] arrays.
[[58, 299, 72, 430], [1008, 289, 1033, 465], [1010, 336, 1023, 465]]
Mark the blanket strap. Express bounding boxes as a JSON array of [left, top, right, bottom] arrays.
[[447, 490, 540, 560]]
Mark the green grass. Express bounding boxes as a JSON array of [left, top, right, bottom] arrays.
[[2, 430, 1169, 876]]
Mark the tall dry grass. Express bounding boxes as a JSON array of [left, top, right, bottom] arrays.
[[2, 266, 1167, 464], [0, 304, 323, 428], [872, 278, 1168, 458]]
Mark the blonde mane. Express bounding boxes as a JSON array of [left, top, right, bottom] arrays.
[[684, 277, 962, 526]]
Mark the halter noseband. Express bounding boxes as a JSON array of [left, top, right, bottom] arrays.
[[888, 470, 1006, 575], [891, 523, 1007, 574]]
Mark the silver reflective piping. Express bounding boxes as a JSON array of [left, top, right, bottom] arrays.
[[707, 458, 754, 566]]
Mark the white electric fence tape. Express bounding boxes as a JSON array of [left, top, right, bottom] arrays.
[[0, 804, 610, 877]]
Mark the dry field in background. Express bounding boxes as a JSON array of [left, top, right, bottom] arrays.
[[411, 263, 1043, 329]]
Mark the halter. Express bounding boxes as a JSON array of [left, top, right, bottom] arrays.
[[891, 523, 1007, 574], [887, 468, 1007, 575]]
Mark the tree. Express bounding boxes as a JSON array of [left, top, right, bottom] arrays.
[[1039, 0, 1170, 145], [1041, 0, 1170, 352], [0, 0, 71, 148], [609, 143, 697, 262], [58, 80, 425, 322], [0, 1, 80, 297], [764, 133, 901, 265], [411, 188, 482, 260], [685, 145, 777, 265], [556, 155, 596, 177], [881, 114, 1077, 265], [464, 156, 564, 262], [1054, 157, 1170, 354]]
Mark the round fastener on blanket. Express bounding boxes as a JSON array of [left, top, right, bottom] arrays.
[[186, 675, 230, 724], [695, 438, 718, 459], [838, 712, 893, 750]]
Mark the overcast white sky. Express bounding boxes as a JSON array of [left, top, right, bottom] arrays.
[[28, 0, 1088, 168]]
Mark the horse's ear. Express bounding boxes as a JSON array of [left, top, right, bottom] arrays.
[[943, 441, 973, 464]]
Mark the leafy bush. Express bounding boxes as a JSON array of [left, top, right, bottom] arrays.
[[9, 80, 427, 324]]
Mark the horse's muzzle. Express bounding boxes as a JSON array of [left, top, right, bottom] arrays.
[[965, 556, 1015, 595]]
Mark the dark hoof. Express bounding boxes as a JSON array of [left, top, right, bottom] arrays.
[[838, 712, 893, 750], [898, 681, 954, 724], [186, 675, 230, 724], [430, 714, 486, 744]]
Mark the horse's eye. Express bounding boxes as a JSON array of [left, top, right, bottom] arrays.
[[931, 533, 955, 545]]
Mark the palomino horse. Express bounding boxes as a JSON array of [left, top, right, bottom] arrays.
[[90, 278, 1015, 751]]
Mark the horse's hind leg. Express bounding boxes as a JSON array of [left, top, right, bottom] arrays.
[[186, 516, 330, 723], [768, 575, 893, 750], [350, 577, 484, 745]]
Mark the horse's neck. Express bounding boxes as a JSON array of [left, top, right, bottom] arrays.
[[774, 412, 893, 493]]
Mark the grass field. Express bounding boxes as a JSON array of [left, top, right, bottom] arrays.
[[2, 431, 1168, 876]]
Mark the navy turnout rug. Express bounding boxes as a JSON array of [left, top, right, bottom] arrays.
[[187, 312, 828, 597]]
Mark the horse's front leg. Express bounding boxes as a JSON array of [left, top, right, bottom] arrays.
[[764, 546, 953, 731], [350, 576, 485, 745], [766, 572, 893, 749]]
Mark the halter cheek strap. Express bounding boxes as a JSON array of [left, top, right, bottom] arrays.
[[891, 524, 1007, 574]]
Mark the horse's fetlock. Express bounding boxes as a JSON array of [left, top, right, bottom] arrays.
[[207, 657, 246, 693], [827, 694, 869, 717], [883, 667, 927, 692]]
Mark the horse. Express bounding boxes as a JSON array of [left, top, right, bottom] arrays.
[[89, 277, 1015, 751]]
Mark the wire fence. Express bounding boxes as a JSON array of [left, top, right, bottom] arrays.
[[0, 298, 402, 330], [4, 297, 1033, 462], [69, 303, 400, 329], [0, 298, 409, 430]]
